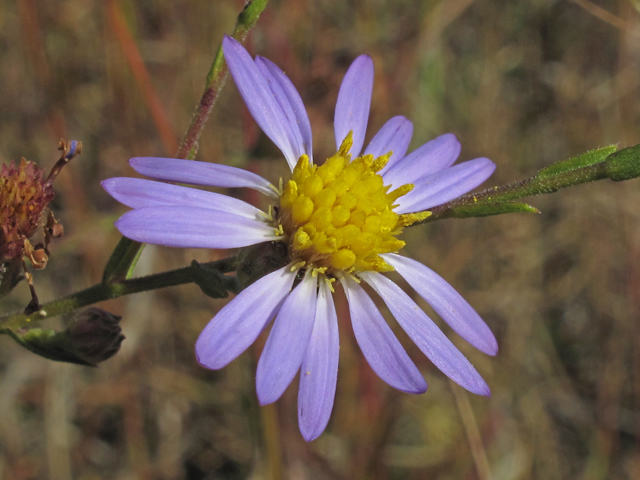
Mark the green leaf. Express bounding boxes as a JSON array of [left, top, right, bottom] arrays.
[[450, 202, 539, 218], [537, 145, 617, 178], [102, 237, 144, 284]]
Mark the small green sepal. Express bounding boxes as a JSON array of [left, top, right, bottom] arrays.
[[102, 237, 144, 283], [236, 241, 290, 289], [191, 260, 239, 298]]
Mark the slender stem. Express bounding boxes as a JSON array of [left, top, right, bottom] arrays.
[[0, 257, 238, 333], [176, 0, 269, 159], [420, 161, 610, 224], [260, 403, 283, 480], [451, 381, 493, 480]]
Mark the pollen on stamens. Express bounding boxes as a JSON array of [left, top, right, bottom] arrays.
[[324, 276, 336, 292], [290, 260, 306, 272], [311, 266, 327, 277], [276, 131, 418, 274]]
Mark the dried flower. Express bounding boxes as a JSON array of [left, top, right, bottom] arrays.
[[0, 140, 80, 304], [0, 158, 55, 263]]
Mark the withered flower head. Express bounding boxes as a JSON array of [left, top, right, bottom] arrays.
[[0, 158, 55, 262], [0, 140, 80, 265]]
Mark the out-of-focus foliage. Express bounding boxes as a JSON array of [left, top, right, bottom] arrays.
[[0, 0, 639, 479]]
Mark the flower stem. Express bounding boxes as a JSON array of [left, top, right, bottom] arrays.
[[421, 143, 640, 223], [176, 0, 269, 160], [0, 257, 238, 333]]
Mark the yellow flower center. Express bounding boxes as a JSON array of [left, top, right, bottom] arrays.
[[276, 132, 430, 274]]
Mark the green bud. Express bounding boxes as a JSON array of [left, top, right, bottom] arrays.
[[604, 144, 640, 182], [10, 307, 124, 366]]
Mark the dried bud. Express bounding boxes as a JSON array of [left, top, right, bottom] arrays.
[[66, 308, 125, 365], [23, 239, 48, 270], [9, 307, 125, 366]]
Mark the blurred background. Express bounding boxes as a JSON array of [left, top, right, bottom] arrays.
[[0, 0, 639, 478]]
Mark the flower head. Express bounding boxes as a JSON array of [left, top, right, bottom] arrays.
[[103, 37, 498, 441], [0, 140, 78, 265], [0, 158, 56, 262]]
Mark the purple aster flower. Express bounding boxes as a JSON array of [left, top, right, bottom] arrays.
[[102, 36, 498, 441]]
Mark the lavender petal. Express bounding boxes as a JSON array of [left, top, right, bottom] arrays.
[[382, 133, 461, 187], [223, 36, 301, 169], [114, 206, 278, 249], [256, 56, 313, 162], [365, 116, 414, 174], [342, 275, 427, 394], [101, 177, 262, 219], [334, 55, 374, 157], [361, 272, 490, 396], [298, 280, 340, 441], [256, 270, 318, 405], [394, 157, 496, 214], [129, 157, 276, 198], [383, 254, 498, 356], [195, 266, 296, 369]]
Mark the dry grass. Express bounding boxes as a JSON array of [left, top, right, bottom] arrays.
[[1, 0, 639, 478]]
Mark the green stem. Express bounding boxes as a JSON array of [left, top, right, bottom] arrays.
[[0, 256, 238, 333], [420, 144, 640, 224], [176, 0, 269, 160]]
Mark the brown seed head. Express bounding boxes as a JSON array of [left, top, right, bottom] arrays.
[[0, 159, 55, 262]]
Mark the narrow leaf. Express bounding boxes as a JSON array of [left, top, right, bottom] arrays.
[[537, 145, 617, 178]]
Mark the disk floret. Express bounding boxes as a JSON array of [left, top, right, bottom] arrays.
[[277, 133, 430, 273]]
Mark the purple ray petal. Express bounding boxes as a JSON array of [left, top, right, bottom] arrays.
[[394, 157, 496, 214], [102, 177, 263, 219], [365, 116, 413, 174], [196, 266, 296, 369], [298, 279, 340, 441], [255, 56, 313, 162], [334, 55, 374, 157], [383, 254, 498, 356], [129, 157, 276, 198], [360, 272, 490, 396], [256, 271, 318, 405], [223, 36, 302, 169], [342, 276, 427, 394], [382, 133, 461, 187], [114, 206, 278, 249]]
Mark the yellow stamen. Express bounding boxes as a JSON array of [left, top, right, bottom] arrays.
[[277, 132, 415, 274], [397, 211, 432, 228]]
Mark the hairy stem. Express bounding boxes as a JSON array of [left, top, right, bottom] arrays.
[[0, 257, 238, 333]]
